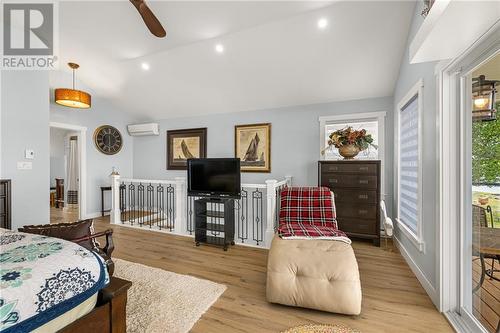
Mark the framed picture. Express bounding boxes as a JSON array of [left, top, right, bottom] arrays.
[[235, 123, 271, 173], [167, 128, 207, 170]]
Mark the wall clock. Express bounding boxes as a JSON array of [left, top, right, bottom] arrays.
[[94, 125, 123, 155]]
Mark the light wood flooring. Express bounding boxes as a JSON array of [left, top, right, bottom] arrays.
[[50, 208, 453, 333]]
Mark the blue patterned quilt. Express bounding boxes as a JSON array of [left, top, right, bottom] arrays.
[[0, 228, 108, 333]]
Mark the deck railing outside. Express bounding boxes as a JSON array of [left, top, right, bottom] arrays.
[[110, 175, 292, 248]]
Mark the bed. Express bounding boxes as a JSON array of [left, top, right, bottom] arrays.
[[0, 228, 118, 333]]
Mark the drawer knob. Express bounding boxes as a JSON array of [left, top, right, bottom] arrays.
[[359, 180, 369, 184], [359, 209, 368, 214], [358, 194, 368, 199], [359, 167, 369, 171], [329, 179, 338, 184]]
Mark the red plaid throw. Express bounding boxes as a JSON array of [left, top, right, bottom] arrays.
[[277, 187, 350, 243]]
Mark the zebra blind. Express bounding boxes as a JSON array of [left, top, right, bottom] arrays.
[[398, 94, 419, 234]]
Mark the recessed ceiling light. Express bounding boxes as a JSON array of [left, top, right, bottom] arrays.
[[215, 44, 224, 53], [141, 62, 150, 71], [317, 18, 328, 30]]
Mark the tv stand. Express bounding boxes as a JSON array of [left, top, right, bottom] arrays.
[[194, 197, 235, 251]]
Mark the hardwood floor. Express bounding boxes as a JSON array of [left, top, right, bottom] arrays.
[[52, 210, 453, 332], [50, 206, 79, 223], [473, 258, 500, 332]]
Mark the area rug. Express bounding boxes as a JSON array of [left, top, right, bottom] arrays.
[[113, 258, 226, 333], [281, 324, 360, 333]]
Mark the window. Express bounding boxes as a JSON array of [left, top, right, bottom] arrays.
[[396, 79, 424, 251], [319, 112, 385, 162], [324, 120, 379, 160]]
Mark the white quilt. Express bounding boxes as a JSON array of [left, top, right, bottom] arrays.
[[0, 228, 108, 333]]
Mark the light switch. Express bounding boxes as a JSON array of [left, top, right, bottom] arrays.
[[25, 149, 34, 159], [17, 161, 32, 170]]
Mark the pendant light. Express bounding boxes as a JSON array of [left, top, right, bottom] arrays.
[[55, 62, 91, 109]]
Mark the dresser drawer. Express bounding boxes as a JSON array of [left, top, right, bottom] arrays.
[[336, 203, 377, 219], [332, 189, 377, 204], [338, 218, 377, 235], [321, 163, 378, 174], [321, 174, 378, 189]]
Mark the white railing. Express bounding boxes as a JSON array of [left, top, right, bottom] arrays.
[[110, 175, 292, 248]]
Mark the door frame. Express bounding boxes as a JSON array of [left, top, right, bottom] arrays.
[[438, 23, 500, 332], [49, 122, 87, 220]]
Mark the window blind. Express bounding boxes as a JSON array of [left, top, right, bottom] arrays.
[[399, 94, 419, 234]]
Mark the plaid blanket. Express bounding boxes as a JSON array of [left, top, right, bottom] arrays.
[[277, 187, 350, 243]]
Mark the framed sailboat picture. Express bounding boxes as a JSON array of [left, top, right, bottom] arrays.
[[235, 123, 271, 173], [167, 128, 207, 170]]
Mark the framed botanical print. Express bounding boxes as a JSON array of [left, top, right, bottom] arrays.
[[235, 123, 271, 173], [167, 128, 207, 170]]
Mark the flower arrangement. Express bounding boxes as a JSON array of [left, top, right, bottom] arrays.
[[322, 127, 377, 158]]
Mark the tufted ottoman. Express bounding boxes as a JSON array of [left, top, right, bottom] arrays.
[[266, 235, 362, 315]]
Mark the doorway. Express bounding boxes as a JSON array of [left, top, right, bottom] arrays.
[[467, 53, 500, 333], [49, 122, 87, 222], [439, 26, 500, 333]]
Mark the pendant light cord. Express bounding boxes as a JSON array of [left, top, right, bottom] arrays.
[[72, 68, 76, 90]]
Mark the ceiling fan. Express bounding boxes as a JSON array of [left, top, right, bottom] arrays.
[[129, 0, 166, 38]]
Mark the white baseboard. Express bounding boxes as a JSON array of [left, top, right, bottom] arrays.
[[84, 211, 109, 219], [394, 235, 439, 308]]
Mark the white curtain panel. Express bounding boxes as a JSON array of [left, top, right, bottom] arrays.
[[67, 137, 79, 204]]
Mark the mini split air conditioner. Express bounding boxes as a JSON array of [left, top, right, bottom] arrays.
[[127, 123, 160, 136]]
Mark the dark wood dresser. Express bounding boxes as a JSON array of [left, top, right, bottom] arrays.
[[318, 161, 380, 246], [0, 179, 12, 229]]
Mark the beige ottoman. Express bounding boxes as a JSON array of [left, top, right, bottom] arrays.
[[266, 235, 362, 315]]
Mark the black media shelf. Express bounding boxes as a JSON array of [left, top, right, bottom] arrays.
[[196, 210, 225, 218], [194, 197, 235, 251]]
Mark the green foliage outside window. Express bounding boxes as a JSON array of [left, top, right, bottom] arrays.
[[472, 101, 500, 185]]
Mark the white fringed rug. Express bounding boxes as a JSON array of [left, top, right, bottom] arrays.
[[113, 258, 226, 333]]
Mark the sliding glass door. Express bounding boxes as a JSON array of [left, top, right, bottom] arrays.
[[462, 53, 500, 333]]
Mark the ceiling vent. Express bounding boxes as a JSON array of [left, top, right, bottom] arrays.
[[127, 123, 160, 136]]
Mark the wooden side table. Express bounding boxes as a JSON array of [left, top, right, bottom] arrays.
[[101, 186, 112, 217]]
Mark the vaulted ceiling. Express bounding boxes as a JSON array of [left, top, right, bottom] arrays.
[[51, 1, 415, 120]]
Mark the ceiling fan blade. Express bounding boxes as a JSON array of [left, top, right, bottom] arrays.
[[130, 0, 166, 38]]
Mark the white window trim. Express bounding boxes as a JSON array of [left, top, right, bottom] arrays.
[[319, 111, 387, 202], [395, 79, 425, 253]]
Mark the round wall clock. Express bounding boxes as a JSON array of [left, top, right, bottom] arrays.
[[94, 125, 123, 155]]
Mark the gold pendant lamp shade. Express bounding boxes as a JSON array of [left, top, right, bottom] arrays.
[[55, 63, 91, 109]]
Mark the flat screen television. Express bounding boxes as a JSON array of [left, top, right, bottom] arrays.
[[187, 158, 241, 199]]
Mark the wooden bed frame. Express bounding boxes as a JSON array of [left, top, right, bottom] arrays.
[[59, 277, 131, 333]]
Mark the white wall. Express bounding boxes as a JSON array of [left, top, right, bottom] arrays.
[[132, 96, 395, 213], [1, 71, 50, 229], [49, 84, 137, 218], [392, 2, 440, 305], [50, 127, 68, 188]]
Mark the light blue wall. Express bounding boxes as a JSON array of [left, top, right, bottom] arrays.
[[1, 71, 50, 229], [133, 96, 394, 212], [50, 91, 137, 217], [393, 3, 439, 291]]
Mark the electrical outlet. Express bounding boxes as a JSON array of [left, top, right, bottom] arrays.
[[25, 149, 34, 159], [17, 162, 32, 170]]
